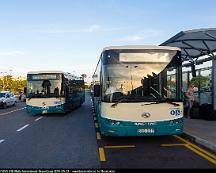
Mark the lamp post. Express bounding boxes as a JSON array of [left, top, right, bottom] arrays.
[[0, 71, 7, 90], [9, 69, 12, 76], [126, 65, 138, 91]]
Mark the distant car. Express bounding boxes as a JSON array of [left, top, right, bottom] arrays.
[[0, 91, 17, 109]]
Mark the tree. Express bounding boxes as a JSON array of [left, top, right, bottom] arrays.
[[81, 74, 87, 80], [3, 75, 12, 90], [190, 76, 209, 89], [0, 76, 26, 93]]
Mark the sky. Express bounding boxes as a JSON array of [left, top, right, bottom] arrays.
[[0, 0, 216, 82]]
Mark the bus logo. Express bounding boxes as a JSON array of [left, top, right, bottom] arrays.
[[170, 108, 181, 116], [42, 102, 46, 106], [141, 112, 151, 118]]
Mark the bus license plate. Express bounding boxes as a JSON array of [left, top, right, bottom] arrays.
[[138, 129, 155, 133]]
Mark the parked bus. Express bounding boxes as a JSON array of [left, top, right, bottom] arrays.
[[26, 71, 85, 115], [92, 45, 184, 136]]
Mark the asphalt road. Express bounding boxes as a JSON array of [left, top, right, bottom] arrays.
[[0, 91, 216, 169], [0, 95, 100, 169]]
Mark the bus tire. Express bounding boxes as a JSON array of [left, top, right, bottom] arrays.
[[79, 99, 82, 107], [3, 103, 7, 109], [62, 111, 68, 116], [77, 99, 81, 108], [100, 133, 109, 139]]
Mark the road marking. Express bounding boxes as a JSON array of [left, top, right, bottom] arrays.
[[185, 144, 216, 165], [104, 145, 136, 149], [95, 123, 99, 128], [174, 135, 216, 160], [99, 147, 106, 162], [94, 117, 97, 121], [161, 144, 186, 147], [0, 139, 5, 144], [16, 124, 29, 132], [96, 132, 101, 140], [35, 116, 43, 122], [0, 107, 26, 116]]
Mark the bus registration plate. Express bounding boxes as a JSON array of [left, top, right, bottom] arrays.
[[137, 128, 155, 134]]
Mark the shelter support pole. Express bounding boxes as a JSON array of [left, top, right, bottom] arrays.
[[177, 53, 182, 100], [212, 56, 216, 111]]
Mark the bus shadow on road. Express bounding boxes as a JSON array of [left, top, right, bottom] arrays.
[[99, 135, 179, 146]]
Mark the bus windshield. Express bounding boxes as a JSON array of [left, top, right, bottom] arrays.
[[27, 74, 62, 98], [102, 50, 180, 102]]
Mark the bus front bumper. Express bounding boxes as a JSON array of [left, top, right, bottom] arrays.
[[26, 105, 65, 115], [98, 117, 184, 136]]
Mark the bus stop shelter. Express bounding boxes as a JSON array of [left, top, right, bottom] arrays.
[[161, 28, 216, 112]]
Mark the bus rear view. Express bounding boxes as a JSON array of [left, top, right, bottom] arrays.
[[93, 45, 184, 136]]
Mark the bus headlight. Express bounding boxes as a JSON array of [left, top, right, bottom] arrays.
[[169, 118, 183, 125], [105, 119, 121, 126]]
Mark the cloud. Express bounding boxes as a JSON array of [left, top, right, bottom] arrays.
[[116, 30, 165, 42], [0, 50, 25, 56], [86, 25, 101, 33], [32, 29, 80, 34], [118, 35, 145, 41], [31, 25, 100, 34], [32, 24, 127, 34]]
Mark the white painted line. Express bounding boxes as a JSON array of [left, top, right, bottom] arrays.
[[16, 124, 29, 132], [0, 107, 26, 116], [0, 139, 5, 144], [35, 116, 43, 122]]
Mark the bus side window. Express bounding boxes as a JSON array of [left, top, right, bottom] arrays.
[[65, 86, 69, 97]]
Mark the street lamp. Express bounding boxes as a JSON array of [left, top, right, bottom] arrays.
[[126, 65, 138, 91], [9, 69, 13, 76], [0, 71, 7, 90]]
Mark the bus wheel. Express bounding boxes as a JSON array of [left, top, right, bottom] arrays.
[[100, 133, 107, 139], [68, 107, 72, 113], [3, 103, 7, 109], [63, 111, 67, 116], [79, 99, 82, 107]]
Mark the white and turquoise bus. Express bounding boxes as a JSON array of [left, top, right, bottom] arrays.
[[92, 45, 184, 136], [26, 71, 85, 115]]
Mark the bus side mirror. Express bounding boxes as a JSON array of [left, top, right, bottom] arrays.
[[65, 86, 69, 97], [94, 85, 100, 97]]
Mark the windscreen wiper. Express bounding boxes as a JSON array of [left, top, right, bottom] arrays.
[[111, 97, 126, 108], [143, 100, 180, 107]]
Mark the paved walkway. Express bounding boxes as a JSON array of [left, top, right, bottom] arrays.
[[184, 118, 216, 152]]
